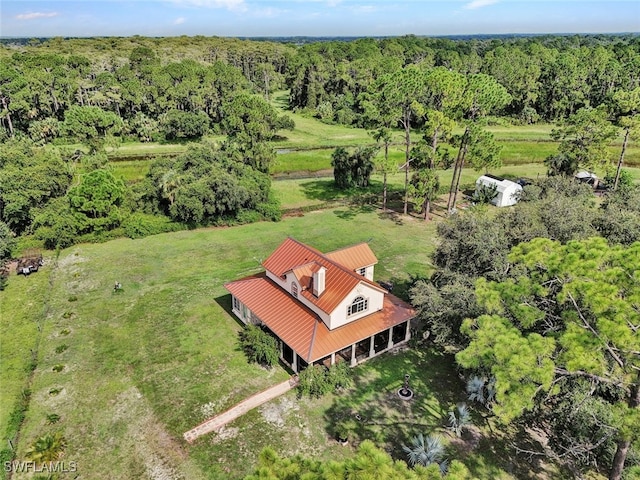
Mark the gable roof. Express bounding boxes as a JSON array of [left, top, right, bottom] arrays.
[[225, 273, 414, 363], [262, 237, 386, 315], [325, 243, 378, 271]]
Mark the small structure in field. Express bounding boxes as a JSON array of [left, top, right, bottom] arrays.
[[16, 250, 44, 275], [475, 174, 523, 207], [574, 170, 600, 189]]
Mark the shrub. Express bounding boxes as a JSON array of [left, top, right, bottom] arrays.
[[447, 403, 472, 437], [256, 195, 282, 222], [46, 413, 61, 425], [55, 345, 68, 354], [298, 362, 353, 398], [238, 324, 279, 367], [298, 365, 332, 398], [52, 364, 64, 372], [122, 212, 182, 239]]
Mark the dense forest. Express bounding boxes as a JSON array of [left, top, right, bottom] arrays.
[[1, 34, 640, 480], [1, 34, 639, 256]]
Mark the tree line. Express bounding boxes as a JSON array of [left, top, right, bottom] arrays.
[[1, 34, 639, 139]]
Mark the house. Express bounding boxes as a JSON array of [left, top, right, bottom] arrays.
[[225, 238, 415, 373], [475, 174, 523, 207]]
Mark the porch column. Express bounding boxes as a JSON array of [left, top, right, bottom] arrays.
[[405, 320, 411, 341], [292, 352, 298, 373], [369, 335, 375, 358], [331, 352, 336, 365], [350, 344, 357, 367], [387, 327, 394, 350]]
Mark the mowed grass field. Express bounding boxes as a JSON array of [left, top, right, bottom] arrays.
[[2, 208, 449, 479], [272, 163, 549, 211]]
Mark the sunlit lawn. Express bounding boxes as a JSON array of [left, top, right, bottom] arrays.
[[5, 208, 440, 479]]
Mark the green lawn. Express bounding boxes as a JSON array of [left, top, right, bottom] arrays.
[[271, 163, 549, 212], [4, 209, 442, 479]]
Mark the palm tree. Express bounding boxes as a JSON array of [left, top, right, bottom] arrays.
[[448, 403, 472, 437], [402, 433, 447, 473], [25, 432, 67, 463]]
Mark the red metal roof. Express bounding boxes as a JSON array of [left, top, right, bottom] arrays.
[[325, 243, 378, 271], [225, 273, 415, 363], [261, 237, 385, 315]]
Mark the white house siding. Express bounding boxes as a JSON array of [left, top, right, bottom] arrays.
[[328, 283, 384, 330], [231, 296, 252, 324], [358, 265, 374, 281]]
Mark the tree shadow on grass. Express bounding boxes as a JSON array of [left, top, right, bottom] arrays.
[[332, 204, 376, 220], [324, 348, 464, 460], [300, 179, 346, 202], [458, 428, 552, 480]]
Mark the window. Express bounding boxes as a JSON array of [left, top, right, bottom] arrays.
[[291, 282, 298, 298], [233, 296, 240, 311], [348, 296, 368, 316], [358, 267, 367, 276]]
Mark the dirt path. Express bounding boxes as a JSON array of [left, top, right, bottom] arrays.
[[183, 376, 299, 443]]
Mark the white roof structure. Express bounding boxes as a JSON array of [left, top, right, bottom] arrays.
[[475, 174, 523, 207]]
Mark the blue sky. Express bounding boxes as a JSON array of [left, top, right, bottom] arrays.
[[1, 1, 638, 38]]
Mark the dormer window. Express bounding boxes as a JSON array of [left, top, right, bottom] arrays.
[[291, 282, 298, 298], [358, 267, 366, 276], [348, 296, 368, 316]]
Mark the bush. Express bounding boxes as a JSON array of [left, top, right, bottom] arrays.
[[239, 324, 279, 367], [256, 195, 282, 222], [122, 213, 182, 239], [298, 362, 353, 398]]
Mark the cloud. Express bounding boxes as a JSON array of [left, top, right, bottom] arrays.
[[170, 0, 246, 11], [352, 5, 377, 14], [173, 16, 186, 24], [16, 12, 59, 20], [463, 0, 499, 10]]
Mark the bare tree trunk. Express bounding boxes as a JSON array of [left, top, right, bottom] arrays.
[[424, 198, 431, 221], [0, 96, 13, 137], [447, 127, 469, 212], [609, 380, 639, 480], [451, 139, 469, 210], [430, 126, 439, 169], [403, 111, 411, 215], [613, 127, 630, 191], [382, 140, 390, 210]]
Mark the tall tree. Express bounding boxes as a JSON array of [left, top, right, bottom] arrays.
[[62, 105, 124, 153], [609, 87, 640, 190], [370, 127, 394, 211], [221, 93, 294, 173], [446, 74, 510, 212], [547, 106, 617, 176], [456, 237, 640, 480], [368, 66, 427, 214]]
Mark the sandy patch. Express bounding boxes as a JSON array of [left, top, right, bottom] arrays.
[[259, 396, 299, 428], [210, 426, 239, 445], [108, 386, 201, 480]]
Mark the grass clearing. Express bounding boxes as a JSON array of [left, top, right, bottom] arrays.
[[5, 208, 440, 479], [272, 163, 549, 211], [0, 266, 51, 441]]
